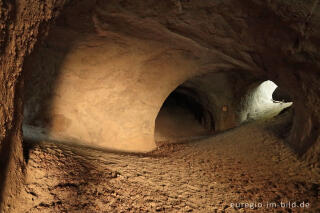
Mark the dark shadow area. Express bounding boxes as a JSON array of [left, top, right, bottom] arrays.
[[22, 140, 37, 165], [20, 140, 120, 212], [0, 134, 14, 209], [22, 27, 76, 130], [154, 86, 215, 145], [22, 0, 97, 141], [162, 90, 213, 129], [272, 86, 294, 116], [272, 87, 293, 103], [21, 2, 94, 161], [264, 108, 294, 139]]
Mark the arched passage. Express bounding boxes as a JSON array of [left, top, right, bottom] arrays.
[[154, 73, 295, 146], [238, 80, 293, 123], [21, 14, 208, 153], [1, 1, 320, 212], [154, 86, 215, 145]]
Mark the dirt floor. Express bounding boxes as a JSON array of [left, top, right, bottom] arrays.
[[154, 102, 211, 145], [14, 112, 320, 213]]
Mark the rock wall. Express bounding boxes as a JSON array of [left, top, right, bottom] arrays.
[[1, 0, 320, 211], [23, 37, 259, 151], [23, 27, 201, 152], [0, 0, 68, 212], [236, 0, 320, 155], [23, 1, 250, 152]]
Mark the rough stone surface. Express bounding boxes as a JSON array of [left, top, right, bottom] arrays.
[[1, 0, 320, 211], [0, 0, 67, 211], [14, 113, 320, 212], [21, 0, 320, 155]]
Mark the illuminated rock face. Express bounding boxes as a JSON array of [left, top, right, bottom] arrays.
[[22, 31, 242, 151], [20, 0, 320, 154], [23, 29, 200, 152], [21, 2, 246, 152], [1, 0, 320, 211], [23, 38, 266, 151], [238, 81, 293, 123]]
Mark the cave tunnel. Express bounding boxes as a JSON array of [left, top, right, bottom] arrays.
[[154, 86, 215, 146], [238, 80, 293, 123], [1, 0, 320, 212]]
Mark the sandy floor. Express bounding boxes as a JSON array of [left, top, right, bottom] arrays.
[[154, 103, 211, 145], [15, 112, 320, 213]]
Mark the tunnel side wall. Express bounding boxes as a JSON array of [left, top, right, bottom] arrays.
[[23, 29, 202, 152], [0, 1, 68, 212]]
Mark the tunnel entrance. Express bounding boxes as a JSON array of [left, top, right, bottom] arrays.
[[239, 80, 293, 123], [154, 86, 215, 145]]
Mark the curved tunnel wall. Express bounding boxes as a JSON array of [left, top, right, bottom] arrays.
[[24, 26, 283, 152], [2, 0, 320, 211], [23, 1, 264, 153], [23, 30, 245, 152], [21, 0, 320, 155], [23, 31, 203, 152], [23, 31, 256, 152]]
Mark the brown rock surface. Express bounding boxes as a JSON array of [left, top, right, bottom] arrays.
[[14, 113, 320, 212], [0, 0, 320, 212], [0, 0, 67, 211]]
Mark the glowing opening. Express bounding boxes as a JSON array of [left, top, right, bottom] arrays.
[[239, 80, 293, 123]]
